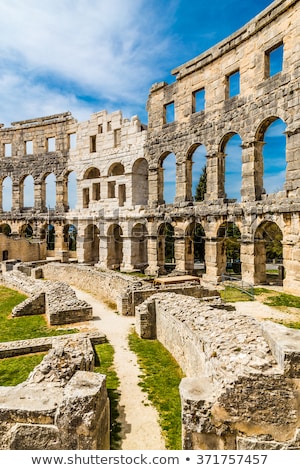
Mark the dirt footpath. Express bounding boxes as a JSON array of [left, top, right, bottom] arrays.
[[74, 289, 166, 451]]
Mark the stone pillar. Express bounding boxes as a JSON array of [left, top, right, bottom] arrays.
[[56, 178, 66, 212], [148, 166, 160, 207], [175, 158, 187, 203], [285, 128, 300, 195], [98, 235, 109, 269], [12, 181, 20, 212], [205, 153, 225, 200], [174, 229, 186, 273], [241, 141, 264, 202], [120, 236, 135, 272], [282, 239, 300, 294], [243, 239, 267, 285], [202, 238, 226, 284], [145, 221, 160, 276], [34, 182, 44, 212]]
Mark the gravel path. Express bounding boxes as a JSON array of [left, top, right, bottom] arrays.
[[74, 289, 166, 451]]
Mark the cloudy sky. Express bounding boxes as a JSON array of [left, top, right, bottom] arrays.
[[0, 0, 274, 126]]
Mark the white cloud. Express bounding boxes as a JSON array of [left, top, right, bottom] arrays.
[[0, 0, 178, 125]]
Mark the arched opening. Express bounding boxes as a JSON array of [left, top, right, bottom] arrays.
[[158, 153, 176, 204], [21, 175, 34, 209], [84, 167, 100, 179], [262, 118, 287, 195], [45, 173, 56, 209], [132, 159, 148, 205], [185, 223, 206, 274], [2, 176, 12, 211], [222, 134, 242, 201], [217, 221, 241, 275], [0, 223, 11, 236], [157, 223, 175, 273], [82, 167, 100, 208], [254, 221, 283, 285], [131, 223, 148, 270], [67, 171, 77, 209], [187, 145, 207, 201], [64, 224, 77, 251], [20, 223, 33, 239], [108, 163, 124, 177], [107, 224, 123, 270], [84, 224, 100, 263]]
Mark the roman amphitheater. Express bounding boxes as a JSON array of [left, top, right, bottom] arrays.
[[0, 0, 300, 451]]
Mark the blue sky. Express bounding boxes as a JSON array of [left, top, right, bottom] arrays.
[[0, 0, 286, 208], [0, 0, 274, 126]]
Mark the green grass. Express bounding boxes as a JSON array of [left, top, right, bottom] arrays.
[[94, 342, 121, 450], [0, 285, 78, 342], [220, 286, 253, 302], [253, 288, 300, 329], [0, 353, 46, 386], [128, 332, 184, 450]]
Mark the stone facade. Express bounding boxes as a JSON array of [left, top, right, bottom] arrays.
[[135, 293, 300, 450], [0, 335, 110, 450], [0, 0, 299, 292]]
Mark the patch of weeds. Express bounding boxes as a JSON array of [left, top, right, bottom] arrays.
[[220, 286, 253, 302], [94, 342, 121, 450], [128, 331, 184, 450], [264, 292, 300, 309], [0, 353, 46, 386]]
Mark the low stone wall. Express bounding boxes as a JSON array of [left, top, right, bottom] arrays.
[[0, 335, 110, 450], [135, 293, 300, 450], [0, 269, 93, 325]]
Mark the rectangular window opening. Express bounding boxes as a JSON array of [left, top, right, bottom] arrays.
[[69, 133, 76, 149], [266, 43, 284, 77], [47, 137, 56, 152], [227, 70, 240, 98], [107, 121, 112, 132], [92, 182, 100, 201], [192, 89, 205, 113], [25, 140, 33, 155], [114, 129, 121, 147], [164, 102, 175, 124], [98, 124, 103, 134], [90, 135, 97, 153], [108, 181, 116, 198], [4, 143, 12, 157]]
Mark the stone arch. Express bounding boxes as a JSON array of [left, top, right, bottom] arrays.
[[157, 222, 175, 273], [82, 167, 101, 209], [2, 176, 12, 211], [131, 223, 148, 270], [185, 222, 206, 273], [20, 175, 34, 209], [40, 223, 55, 251], [217, 221, 242, 275], [108, 162, 124, 177], [107, 224, 123, 270], [42, 173, 56, 210], [186, 144, 207, 201], [254, 220, 284, 285], [83, 224, 100, 263], [220, 133, 243, 201], [20, 223, 33, 239], [132, 158, 148, 205], [256, 117, 287, 195], [0, 223, 11, 236], [158, 152, 176, 204], [84, 167, 100, 179], [63, 224, 77, 251]]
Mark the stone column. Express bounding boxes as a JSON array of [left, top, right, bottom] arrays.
[[145, 221, 160, 275], [175, 157, 187, 203], [120, 236, 135, 272], [56, 178, 67, 212], [202, 238, 226, 284], [34, 182, 44, 212], [148, 166, 160, 207], [241, 141, 264, 202], [174, 228, 186, 273], [205, 153, 225, 200], [285, 128, 300, 195], [12, 181, 20, 213], [98, 234, 109, 270]]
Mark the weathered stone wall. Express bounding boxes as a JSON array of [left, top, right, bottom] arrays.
[[0, 268, 93, 325], [0, 335, 110, 450], [135, 293, 300, 449]]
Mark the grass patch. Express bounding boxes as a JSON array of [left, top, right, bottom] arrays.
[[220, 286, 253, 302], [128, 331, 184, 450], [0, 285, 78, 342], [0, 353, 46, 386], [94, 342, 121, 450]]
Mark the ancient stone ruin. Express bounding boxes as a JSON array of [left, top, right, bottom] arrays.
[[136, 293, 300, 450]]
